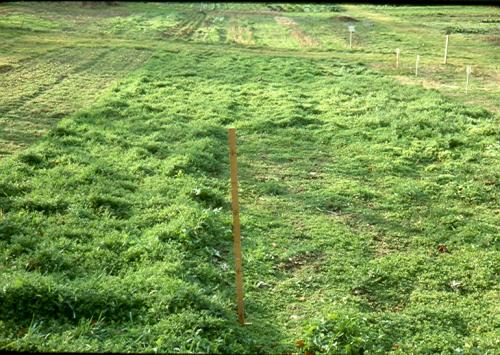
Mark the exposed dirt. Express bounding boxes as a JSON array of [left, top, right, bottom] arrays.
[[79, 2, 119, 9], [275, 16, 297, 26], [332, 15, 359, 22], [212, 10, 281, 16], [0, 64, 14, 73], [484, 35, 500, 46], [275, 251, 323, 272]]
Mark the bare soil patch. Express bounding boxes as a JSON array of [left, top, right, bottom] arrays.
[[214, 10, 281, 16], [275, 16, 297, 26], [332, 15, 359, 22], [276, 251, 323, 272], [484, 35, 500, 46], [0, 64, 14, 73]]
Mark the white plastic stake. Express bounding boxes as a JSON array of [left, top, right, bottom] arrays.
[[348, 25, 355, 49], [444, 34, 449, 64], [415, 55, 420, 77], [396, 48, 400, 69], [465, 65, 472, 94]]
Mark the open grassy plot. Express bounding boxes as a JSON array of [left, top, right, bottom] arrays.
[[1, 2, 499, 354]]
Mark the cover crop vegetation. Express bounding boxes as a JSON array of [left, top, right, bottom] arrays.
[[0, 2, 499, 354]]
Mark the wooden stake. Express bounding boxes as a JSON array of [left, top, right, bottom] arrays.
[[444, 34, 449, 64], [396, 48, 400, 69], [415, 55, 420, 77], [228, 128, 245, 325], [465, 65, 472, 94]]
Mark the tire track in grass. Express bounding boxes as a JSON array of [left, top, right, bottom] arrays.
[[0, 47, 152, 157], [7, 48, 112, 113], [0, 48, 110, 154], [22, 47, 151, 115], [0, 49, 103, 114]]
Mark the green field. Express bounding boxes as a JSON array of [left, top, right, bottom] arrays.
[[0, 2, 499, 354]]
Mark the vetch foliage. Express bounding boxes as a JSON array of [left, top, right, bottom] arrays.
[[0, 6, 498, 351]]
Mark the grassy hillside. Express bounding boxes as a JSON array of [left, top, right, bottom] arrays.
[[0, 2, 499, 353]]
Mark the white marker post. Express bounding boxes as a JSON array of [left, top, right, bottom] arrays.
[[415, 55, 420, 77], [465, 65, 472, 94], [444, 34, 449, 64], [396, 48, 400, 69], [348, 25, 355, 49]]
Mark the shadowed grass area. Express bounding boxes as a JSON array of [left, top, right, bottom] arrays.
[[0, 2, 499, 354]]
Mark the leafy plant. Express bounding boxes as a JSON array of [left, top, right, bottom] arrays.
[[302, 312, 369, 354]]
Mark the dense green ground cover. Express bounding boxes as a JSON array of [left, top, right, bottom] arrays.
[[0, 2, 499, 354], [0, 3, 498, 156]]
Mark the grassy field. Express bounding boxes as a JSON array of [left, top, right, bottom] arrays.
[[0, 2, 499, 353]]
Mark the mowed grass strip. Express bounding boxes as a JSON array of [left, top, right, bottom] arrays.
[[1, 3, 498, 159], [0, 46, 152, 157], [1, 48, 499, 353]]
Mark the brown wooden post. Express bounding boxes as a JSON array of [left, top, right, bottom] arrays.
[[228, 128, 245, 325]]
